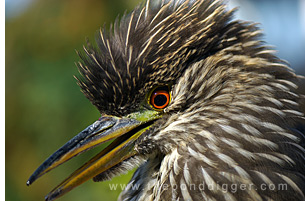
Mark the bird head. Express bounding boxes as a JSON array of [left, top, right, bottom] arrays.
[[27, 0, 305, 200]]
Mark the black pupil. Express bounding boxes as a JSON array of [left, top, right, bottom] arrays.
[[154, 94, 167, 106]]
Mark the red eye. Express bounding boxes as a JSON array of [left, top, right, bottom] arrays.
[[150, 89, 170, 109]]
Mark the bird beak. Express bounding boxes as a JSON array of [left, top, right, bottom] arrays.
[[27, 110, 160, 201]]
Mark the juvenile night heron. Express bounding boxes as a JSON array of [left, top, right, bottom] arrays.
[[27, 0, 305, 200]]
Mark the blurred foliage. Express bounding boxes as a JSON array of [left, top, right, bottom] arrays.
[[6, 0, 141, 201]]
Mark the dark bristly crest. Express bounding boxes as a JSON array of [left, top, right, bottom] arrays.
[[76, 0, 238, 116]]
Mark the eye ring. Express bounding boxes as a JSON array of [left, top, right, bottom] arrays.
[[150, 88, 170, 109]]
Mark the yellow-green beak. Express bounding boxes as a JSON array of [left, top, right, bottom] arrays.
[[27, 110, 160, 201]]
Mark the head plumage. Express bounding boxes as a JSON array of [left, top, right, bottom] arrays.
[[75, 0, 264, 115]]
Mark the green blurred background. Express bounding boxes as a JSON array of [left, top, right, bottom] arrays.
[[5, 0, 305, 201]]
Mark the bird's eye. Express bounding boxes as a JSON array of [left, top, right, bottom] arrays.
[[149, 87, 170, 110]]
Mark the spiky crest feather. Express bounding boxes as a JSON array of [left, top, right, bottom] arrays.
[[75, 0, 249, 115]]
